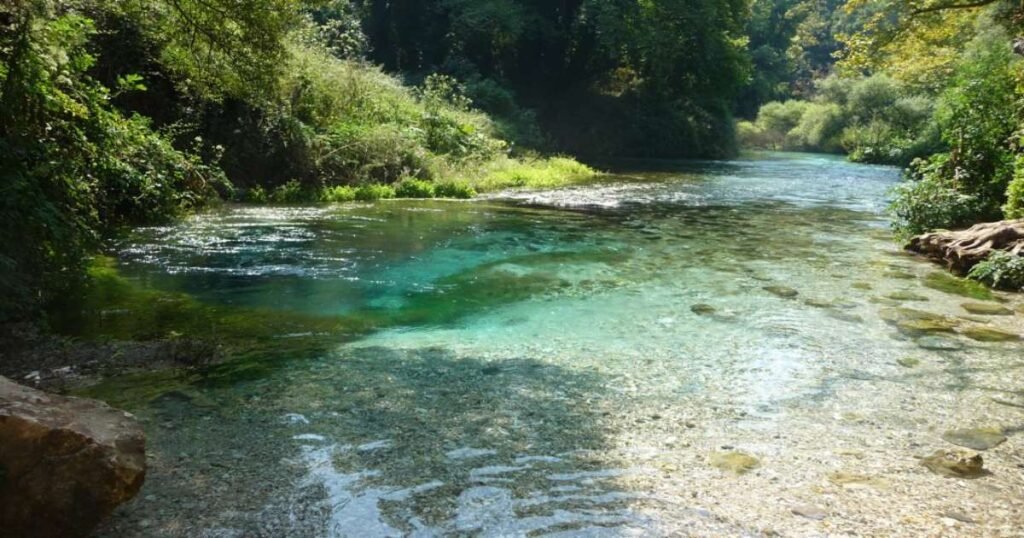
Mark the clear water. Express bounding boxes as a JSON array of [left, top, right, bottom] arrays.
[[92, 153, 1024, 536]]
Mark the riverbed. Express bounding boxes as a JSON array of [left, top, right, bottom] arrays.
[[89, 152, 1024, 536]]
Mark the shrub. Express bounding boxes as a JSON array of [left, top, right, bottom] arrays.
[[1005, 157, 1024, 219], [247, 186, 269, 203], [395, 179, 436, 198], [354, 184, 396, 201], [320, 185, 356, 202], [968, 251, 1024, 291], [890, 156, 986, 237], [434, 181, 477, 199], [270, 180, 317, 203]]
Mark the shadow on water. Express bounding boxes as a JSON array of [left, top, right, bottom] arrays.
[[97, 346, 629, 536]]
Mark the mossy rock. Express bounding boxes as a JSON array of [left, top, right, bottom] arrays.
[[804, 298, 833, 308], [827, 471, 889, 489], [710, 451, 760, 475], [896, 357, 921, 368], [851, 282, 873, 291], [961, 303, 1013, 316], [920, 449, 986, 478], [922, 272, 995, 301], [915, 336, 964, 351], [942, 428, 1007, 451], [960, 327, 1020, 342], [691, 304, 717, 316], [763, 286, 798, 299], [896, 318, 959, 336], [886, 291, 929, 302]]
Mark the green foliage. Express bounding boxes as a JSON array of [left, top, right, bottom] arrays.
[[433, 181, 477, 199], [1005, 157, 1024, 219], [320, 185, 357, 203], [461, 157, 599, 192], [889, 157, 985, 237], [740, 74, 938, 164], [395, 179, 436, 199], [247, 186, 269, 204], [968, 251, 1024, 291], [355, 184, 397, 201], [0, 2, 221, 322], [269, 180, 317, 204]]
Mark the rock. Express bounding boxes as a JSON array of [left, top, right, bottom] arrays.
[[691, 304, 717, 316], [896, 319, 958, 336], [804, 298, 833, 308], [791, 504, 828, 520], [851, 282, 873, 290], [920, 449, 986, 478], [960, 327, 1020, 342], [942, 428, 1007, 451], [916, 336, 964, 351], [827, 472, 888, 490], [961, 303, 1013, 316], [886, 291, 929, 302], [896, 357, 921, 368], [710, 451, 760, 475], [921, 272, 995, 300], [763, 286, 798, 299], [942, 511, 976, 524], [0, 376, 146, 538], [907, 219, 1024, 274]]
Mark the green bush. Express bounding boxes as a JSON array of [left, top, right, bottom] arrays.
[[968, 251, 1024, 291], [1005, 157, 1024, 219], [270, 180, 317, 203], [395, 179, 436, 198], [354, 184, 397, 201], [434, 181, 477, 199], [247, 186, 269, 203], [320, 185, 357, 202], [890, 156, 986, 237]]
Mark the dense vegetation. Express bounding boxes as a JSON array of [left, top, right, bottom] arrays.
[[3, 0, 1024, 323]]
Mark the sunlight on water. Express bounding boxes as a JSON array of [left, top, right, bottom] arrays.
[[94, 153, 1024, 537]]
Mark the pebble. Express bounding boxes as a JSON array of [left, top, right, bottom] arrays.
[[791, 504, 827, 520]]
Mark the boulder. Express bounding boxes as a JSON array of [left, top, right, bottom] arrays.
[[907, 219, 1024, 274], [0, 376, 145, 538]]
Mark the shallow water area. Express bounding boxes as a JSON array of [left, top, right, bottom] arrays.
[[92, 153, 1024, 537]]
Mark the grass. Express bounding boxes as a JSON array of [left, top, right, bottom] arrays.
[[455, 156, 601, 193]]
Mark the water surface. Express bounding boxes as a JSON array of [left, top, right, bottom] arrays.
[[93, 153, 1024, 536]]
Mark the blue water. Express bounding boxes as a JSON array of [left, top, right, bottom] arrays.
[[93, 153, 1024, 537]]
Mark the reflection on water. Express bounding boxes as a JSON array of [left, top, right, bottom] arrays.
[[93, 153, 1024, 536]]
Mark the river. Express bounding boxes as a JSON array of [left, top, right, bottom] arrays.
[[86, 152, 1023, 536]]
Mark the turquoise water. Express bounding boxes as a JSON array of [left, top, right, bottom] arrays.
[[95, 153, 1024, 536]]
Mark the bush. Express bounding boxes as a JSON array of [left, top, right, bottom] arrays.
[[354, 184, 397, 201], [247, 186, 269, 203], [890, 156, 986, 237], [395, 179, 436, 198], [434, 181, 477, 199], [320, 185, 356, 202], [1005, 158, 1024, 219], [968, 251, 1024, 291], [270, 180, 317, 203]]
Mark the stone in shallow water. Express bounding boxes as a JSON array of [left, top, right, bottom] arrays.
[[897, 319, 958, 336], [896, 357, 920, 368], [691, 304, 717, 316], [804, 298, 833, 308], [921, 272, 994, 300], [942, 428, 1007, 451], [961, 303, 1013, 316], [791, 504, 827, 520], [827, 472, 888, 490], [916, 336, 964, 351], [851, 282, 873, 290], [763, 286, 798, 299], [886, 291, 929, 302], [710, 451, 760, 475], [961, 327, 1020, 342], [920, 449, 986, 478]]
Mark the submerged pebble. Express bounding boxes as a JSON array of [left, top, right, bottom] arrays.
[[920, 449, 986, 478], [961, 303, 1013, 316], [916, 336, 964, 351], [791, 504, 827, 520], [710, 451, 760, 475], [763, 286, 799, 299], [960, 327, 1020, 342], [942, 428, 1007, 451]]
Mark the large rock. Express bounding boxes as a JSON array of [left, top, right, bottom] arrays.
[[907, 219, 1024, 274], [0, 376, 145, 538]]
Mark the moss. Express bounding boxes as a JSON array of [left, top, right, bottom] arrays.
[[921, 272, 995, 301], [454, 156, 600, 192]]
